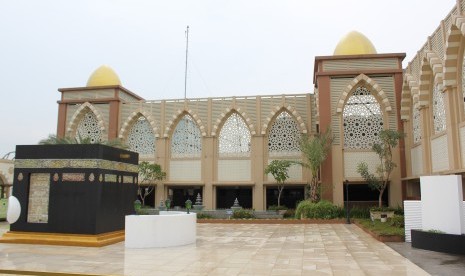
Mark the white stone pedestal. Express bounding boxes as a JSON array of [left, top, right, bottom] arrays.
[[125, 211, 196, 248]]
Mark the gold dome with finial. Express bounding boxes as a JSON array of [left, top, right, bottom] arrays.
[[86, 65, 121, 87], [333, 31, 377, 56]]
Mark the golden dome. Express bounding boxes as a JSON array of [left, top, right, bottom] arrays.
[[333, 31, 377, 56], [86, 65, 121, 87]]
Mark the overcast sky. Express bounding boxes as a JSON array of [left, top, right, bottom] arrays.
[[0, 0, 456, 156]]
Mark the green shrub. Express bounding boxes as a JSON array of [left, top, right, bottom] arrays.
[[393, 206, 404, 216], [295, 200, 339, 219], [370, 206, 396, 212], [196, 213, 213, 219], [232, 209, 255, 219], [268, 205, 287, 211], [283, 209, 295, 218], [389, 215, 404, 228], [349, 207, 371, 219]]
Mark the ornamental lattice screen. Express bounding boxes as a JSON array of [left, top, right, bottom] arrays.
[[171, 114, 202, 158], [413, 107, 422, 144], [267, 111, 301, 157], [343, 87, 383, 149], [77, 111, 102, 143], [219, 113, 251, 157], [127, 116, 155, 156], [432, 84, 446, 134]]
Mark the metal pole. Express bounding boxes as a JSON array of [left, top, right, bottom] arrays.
[[345, 180, 350, 224], [184, 25, 189, 99]]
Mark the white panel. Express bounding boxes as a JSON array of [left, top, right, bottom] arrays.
[[344, 151, 378, 178], [420, 175, 465, 235], [218, 160, 251, 182], [287, 163, 302, 181], [169, 160, 201, 181], [431, 135, 449, 172], [460, 126, 465, 168], [410, 145, 423, 176], [404, 200, 422, 242]]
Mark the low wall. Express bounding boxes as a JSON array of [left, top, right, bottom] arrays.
[[125, 211, 196, 248]]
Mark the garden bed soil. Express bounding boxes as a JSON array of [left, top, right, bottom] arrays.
[[353, 220, 404, 242], [197, 218, 346, 224]]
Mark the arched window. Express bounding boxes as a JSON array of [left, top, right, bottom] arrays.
[[268, 111, 301, 156], [219, 113, 251, 157], [77, 111, 101, 143], [412, 107, 422, 144], [432, 84, 446, 134], [171, 114, 201, 158], [127, 116, 155, 155], [343, 86, 383, 149]]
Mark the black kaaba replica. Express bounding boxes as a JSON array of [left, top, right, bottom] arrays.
[[0, 144, 138, 246]]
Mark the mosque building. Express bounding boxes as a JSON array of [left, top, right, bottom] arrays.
[[54, 29, 406, 210], [3, 0, 465, 211]]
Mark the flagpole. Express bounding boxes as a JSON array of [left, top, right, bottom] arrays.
[[184, 25, 189, 99]]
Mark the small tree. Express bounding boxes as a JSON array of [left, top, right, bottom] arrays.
[[299, 128, 333, 202], [138, 161, 166, 206], [356, 129, 404, 208], [265, 160, 293, 207]]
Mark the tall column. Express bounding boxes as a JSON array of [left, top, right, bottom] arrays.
[[57, 103, 67, 138], [108, 99, 120, 140], [202, 136, 214, 210], [254, 96, 264, 210], [203, 99, 214, 210], [420, 106, 432, 174], [394, 72, 407, 202], [252, 135, 265, 210], [317, 76, 334, 202], [444, 86, 460, 169]]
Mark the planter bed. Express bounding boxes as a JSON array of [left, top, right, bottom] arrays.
[[197, 218, 346, 224], [411, 229, 465, 255], [354, 220, 405, 242]]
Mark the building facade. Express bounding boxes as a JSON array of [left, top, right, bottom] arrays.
[[54, 0, 465, 210], [400, 0, 465, 200]]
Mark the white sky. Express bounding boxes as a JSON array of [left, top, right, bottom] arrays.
[[0, 0, 457, 156]]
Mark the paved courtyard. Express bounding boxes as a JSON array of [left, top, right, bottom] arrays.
[[0, 222, 427, 275]]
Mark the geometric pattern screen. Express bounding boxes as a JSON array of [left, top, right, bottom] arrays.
[[127, 116, 155, 155], [343, 86, 383, 149], [267, 111, 301, 156], [219, 113, 251, 157], [432, 84, 446, 134], [76, 111, 101, 143], [171, 114, 202, 158], [413, 107, 422, 144]]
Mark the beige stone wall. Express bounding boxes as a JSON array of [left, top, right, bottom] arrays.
[[60, 93, 312, 210], [323, 58, 399, 71], [402, 0, 465, 179]]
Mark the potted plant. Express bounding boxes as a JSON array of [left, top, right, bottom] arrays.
[[369, 206, 396, 221]]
